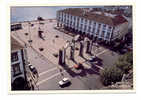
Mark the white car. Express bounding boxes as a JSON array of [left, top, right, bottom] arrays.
[[59, 78, 71, 86]]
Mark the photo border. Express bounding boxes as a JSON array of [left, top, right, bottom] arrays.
[[8, 1, 136, 94]]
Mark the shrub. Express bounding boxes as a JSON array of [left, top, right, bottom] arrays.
[[100, 66, 123, 86], [115, 51, 133, 73]]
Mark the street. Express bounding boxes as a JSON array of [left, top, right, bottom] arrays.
[[26, 47, 103, 90]]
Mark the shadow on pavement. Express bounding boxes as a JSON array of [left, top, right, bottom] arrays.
[[89, 56, 103, 67], [71, 59, 78, 64], [61, 60, 102, 78]]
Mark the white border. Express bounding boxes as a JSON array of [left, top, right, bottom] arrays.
[[5, 1, 136, 94]]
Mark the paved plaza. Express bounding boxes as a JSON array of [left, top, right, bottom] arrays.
[[11, 19, 120, 90]]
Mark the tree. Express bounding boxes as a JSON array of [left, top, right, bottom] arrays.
[[115, 51, 133, 73], [100, 66, 123, 86], [100, 51, 133, 86]]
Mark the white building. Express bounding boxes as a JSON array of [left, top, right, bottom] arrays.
[[56, 8, 129, 43], [11, 36, 28, 90]]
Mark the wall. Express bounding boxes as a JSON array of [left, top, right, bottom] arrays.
[[112, 22, 129, 40], [11, 49, 25, 84], [57, 11, 114, 42]]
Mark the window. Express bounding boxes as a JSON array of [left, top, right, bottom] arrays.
[[109, 26, 112, 29], [103, 24, 106, 28], [61, 18, 63, 22], [71, 16, 72, 19], [106, 32, 111, 39], [59, 17, 61, 21], [88, 26, 91, 32], [77, 18, 79, 23], [85, 19, 87, 24], [81, 18, 83, 23], [89, 21, 91, 25], [12, 63, 22, 76], [93, 22, 96, 26], [96, 32, 99, 35], [93, 28, 95, 33], [102, 25, 106, 31], [92, 22, 96, 28], [81, 24, 83, 28], [77, 24, 79, 28], [11, 52, 18, 62], [101, 31, 105, 37], [97, 23, 101, 30], [98, 24, 101, 27], [84, 25, 87, 30], [97, 29, 100, 33], [74, 17, 76, 21], [64, 18, 66, 22], [108, 26, 112, 32]]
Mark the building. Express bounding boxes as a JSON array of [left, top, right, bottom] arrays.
[[11, 23, 22, 31], [56, 8, 129, 43], [11, 36, 28, 90], [11, 35, 38, 90]]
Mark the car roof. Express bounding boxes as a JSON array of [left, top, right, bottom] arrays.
[[63, 78, 69, 81]]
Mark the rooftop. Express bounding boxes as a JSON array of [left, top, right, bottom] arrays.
[[11, 36, 24, 51], [58, 8, 128, 26]]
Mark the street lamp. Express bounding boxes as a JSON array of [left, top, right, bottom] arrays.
[[28, 22, 32, 46]]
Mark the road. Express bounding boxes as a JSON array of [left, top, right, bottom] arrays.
[[26, 45, 119, 90], [26, 47, 104, 90]]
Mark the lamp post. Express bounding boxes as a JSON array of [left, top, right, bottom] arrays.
[[28, 22, 32, 46]]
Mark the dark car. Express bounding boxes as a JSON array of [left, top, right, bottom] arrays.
[[28, 64, 39, 78]]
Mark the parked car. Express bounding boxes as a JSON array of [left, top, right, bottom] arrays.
[[59, 78, 71, 87], [28, 64, 39, 78]]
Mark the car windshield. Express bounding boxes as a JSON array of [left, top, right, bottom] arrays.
[[63, 80, 66, 82]]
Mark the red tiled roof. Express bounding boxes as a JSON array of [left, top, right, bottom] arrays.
[[112, 15, 128, 26], [58, 8, 128, 26], [11, 36, 24, 51]]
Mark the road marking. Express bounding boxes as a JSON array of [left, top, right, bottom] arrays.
[[96, 49, 108, 56], [37, 70, 66, 85], [39, 67, 58, 76], [37, 44, 108, 86]]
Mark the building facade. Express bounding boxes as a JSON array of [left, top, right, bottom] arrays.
[[11, 23, 22, 31], [56, 8, 129, 43], [11, 36, 28, 90]]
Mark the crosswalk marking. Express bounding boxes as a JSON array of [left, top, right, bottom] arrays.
[[39, 67, 58, 76], [37, 49, 108, 85], [37, 70, 66, 85]]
